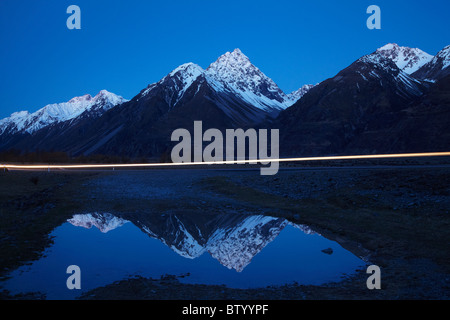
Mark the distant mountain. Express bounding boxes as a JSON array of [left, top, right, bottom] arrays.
[[1, 44, 449, 159], [276, 44, 450, 156], [68, 212, 315, 272], [137, 48, 292, 122], [0, 90, 127, 136], [205, 49, 294, 111], [287, 84, 316, 104], [0, 49, 295, 157], [375, 43, 433, 74], [412, 45, 450, 82], [205, 215, 288, 272], [68, 212, 129, 233]]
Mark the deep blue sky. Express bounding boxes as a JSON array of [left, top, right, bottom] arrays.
[[0, 0, 449, 118]]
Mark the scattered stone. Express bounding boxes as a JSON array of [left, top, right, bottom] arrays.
[[321, 248, 333, 255]]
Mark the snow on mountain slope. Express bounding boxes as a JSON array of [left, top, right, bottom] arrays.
[[67, 212, 320, 273], [287, 84, 316, 104], [0, 90, 127, 135], [205, 49, 291, 111], [437, 45, 450, 69], [412, 45, 450, 81], [288, 222, 318, 235], [206, 215, 288, 272], [356, 51, 425, 98], [140, 49, 292, 113], [122, 45, 437, 116], [68, 213, 129, 233], [375, 43, 433, 74], [0, 111, 30, 135], [167, 216, 206, 259], [131, 215, 207, 259], [141, 62, 204, 107]]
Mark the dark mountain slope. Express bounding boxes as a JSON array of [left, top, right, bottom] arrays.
[[275, 53, 447, 156]]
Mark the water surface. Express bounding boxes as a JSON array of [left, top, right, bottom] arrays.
[[2, 212, 365, 299]]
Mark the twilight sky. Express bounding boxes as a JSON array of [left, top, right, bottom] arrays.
[[0, 0, 449, 118]]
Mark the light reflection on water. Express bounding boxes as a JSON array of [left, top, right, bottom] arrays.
[[2, 212, 366, 299]]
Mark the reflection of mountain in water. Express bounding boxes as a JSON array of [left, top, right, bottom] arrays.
[[68, 212, 316, 272], [206, 215, 288, 272], [68, 213, 129, 233]]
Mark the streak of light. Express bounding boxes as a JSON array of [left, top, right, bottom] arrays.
[[1, 152, 450, 170]]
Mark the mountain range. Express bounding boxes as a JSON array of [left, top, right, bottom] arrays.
[[68, 212, 316, 272], [277, 44, 450, 156], [0, 90, 127, 136], [0, 43, 449, 159]]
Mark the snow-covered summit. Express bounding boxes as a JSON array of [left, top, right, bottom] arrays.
[[205, 49, 291, 110], [287, 84, 316, 105], [374, 43, 433, 74], [435, 45, 450, 69], [68, 213, 129, 233], [140, 62, 204, 107], [168, 62, 204, 79], [93, 89, 128, 107], [0, 90, 128, 135], [163, 63, 204, 101], [206, 215, 288, 272], [140, 49, 292, 112], [411, 45, 450, 81], [206, 48, 256, 85], [353, 48, 425, 99]]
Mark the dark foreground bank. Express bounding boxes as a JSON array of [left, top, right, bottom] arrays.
[[0, 163, 449, 300]]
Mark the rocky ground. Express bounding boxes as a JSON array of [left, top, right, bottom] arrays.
[[0, 160, 449, 300]]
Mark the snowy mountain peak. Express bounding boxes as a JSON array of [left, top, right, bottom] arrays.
[[357, 52, 399, 75], [96, 89, 116, 99], [353, 49, 425, 99], [68, 94, 92, 103], [206, 49, 258, 82], [167, 62, 204, 89], [210, 48, 251, 69], [206, 215, 288, 272], [232, 48, 243, 55], [410, 44, 450, 81], [168, 62, 204, 78], [375, 43, 433, 74], [206, 49, 290, 110], [140, 49, 291, 112], [98, 89, 113, 95], [0, 90, 128, 135], [433, 45, 450, 69], [68, 213, 129, 233], [91, 90, 128, 108], [9, 111, 30, 119], [141, 63, 204, 101], [287, 84, 316, 105]]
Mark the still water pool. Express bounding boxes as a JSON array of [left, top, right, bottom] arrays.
[[2, 212, 366, 299]]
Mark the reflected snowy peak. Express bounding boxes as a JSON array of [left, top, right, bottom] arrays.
[[68, 213, 129, 233], [68, 212, 316, 272]]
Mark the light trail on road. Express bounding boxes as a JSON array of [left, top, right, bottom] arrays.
[[1, 152, 450, 170]]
